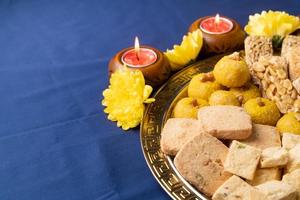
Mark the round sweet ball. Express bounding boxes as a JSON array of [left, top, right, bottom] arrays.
[[173, 97, 208, 119], [277, 112, 300, 135], [244, 97, 281, 126], [230, 83, 261, 104], [188, 72, 223, 101], [213, 52, 250, 88], [209, 90, 240, 106]]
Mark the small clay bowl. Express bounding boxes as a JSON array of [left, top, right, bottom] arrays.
[[109, 45, 171, 87], [189, 16, 246, 55]]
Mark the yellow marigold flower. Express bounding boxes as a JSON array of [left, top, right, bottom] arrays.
[[245, 10, 300, 37], [164, 29, 203, 71], [102, 66, 155, 130]]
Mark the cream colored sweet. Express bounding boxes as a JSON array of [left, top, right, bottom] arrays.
[[174, 133, 231, 197], [247, 168, 281, 186], [282, 169, 300, 198], [160, 118, 204, 156], [286, 144, 300, 173], [256, 180, 297, 200], [212, 175, 267, 200], [260, 147, 289, 168], [239, 124, 281, 150], [224, 141, 261, 180], [282, 132, 300, 150], [198, 106, 252, 140]]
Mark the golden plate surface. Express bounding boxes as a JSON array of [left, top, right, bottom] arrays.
[[140, 54, 225, 200]]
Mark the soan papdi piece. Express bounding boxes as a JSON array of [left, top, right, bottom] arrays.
[[244, 36, 273, 84], [212, 175, 267, 200], [282, 132, 300, 150], [282, 169, 300, 198], [286, 144, 300, 173], [247, 168, 281, 186], [256, 180, 298, 200], [239, 124, 281, 150], [224, 141, 261, 180], [260, 147, 289, 168], [160, 118, 204, 156], [284, 46, 300, 81], [198, 106, 252, 140], [281, 35, 300, 58], [174, 133, 231, 196]]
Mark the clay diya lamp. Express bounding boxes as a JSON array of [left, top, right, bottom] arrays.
[[109, 37, 171, 87], [189, 14, 246, 56]]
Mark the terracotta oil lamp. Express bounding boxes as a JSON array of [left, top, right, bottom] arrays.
[[189, 14, 246, 55], [108, 37, 171, 87]]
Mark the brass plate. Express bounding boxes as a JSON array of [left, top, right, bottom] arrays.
[[140, 54, 225, 200]]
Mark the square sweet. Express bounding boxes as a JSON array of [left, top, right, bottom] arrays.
[[198, 106, 252, 140], [256, 180, 297, 200], [160, 118, 204, 155], [282, 169, 300, 198], [260, 147, 288, 168], [247, 168, 281, 186], [212, 175, 267, 200], [224, 140, 261, 180], [282, 132, 300, 150], [283, 46, 300, 81], [281, 35, 300, 57], [286, 144, 300, 173], [174, 133, 231, 197], [239, 124, 281, 150]]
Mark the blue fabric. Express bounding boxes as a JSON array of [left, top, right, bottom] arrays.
[[0, 0, 299, 199]]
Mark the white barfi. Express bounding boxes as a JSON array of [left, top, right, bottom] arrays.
[[224, 141, 261, 180], [282, 132, 300, 150], [286, 144, 300, 173], [256, 180, 297, 200], [282, 169, 300, 198], [212, 175, 266, 200], [260, 147, 288, 168]]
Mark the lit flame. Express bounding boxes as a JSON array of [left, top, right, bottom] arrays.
[[215, 14, 220, 24], [134, 36, 140, 53]]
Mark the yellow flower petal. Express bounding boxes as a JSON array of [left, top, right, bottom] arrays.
[[245, 10, 300, 37], [102, 67, 155, 130], [164, 29, 203, 71]]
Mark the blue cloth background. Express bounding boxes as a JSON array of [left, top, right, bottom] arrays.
[[0, 0, 299, 199]]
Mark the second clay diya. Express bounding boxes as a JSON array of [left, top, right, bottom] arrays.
[[189, 14, 246, 55]]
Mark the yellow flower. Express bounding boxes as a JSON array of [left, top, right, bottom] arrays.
[[102, 66, 155, 130], [164, 29, 203, 71], [245, 10, 300, 37]]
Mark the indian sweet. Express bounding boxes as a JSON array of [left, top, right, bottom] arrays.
[[244, 98, 281, 126], [277, 112, 300, 135], [173, 97, 208, 119], [187, 72, 223, 100], [209, 90, 240, 106], [213, 52, 250, 87], [230, 83, 261, 104]]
